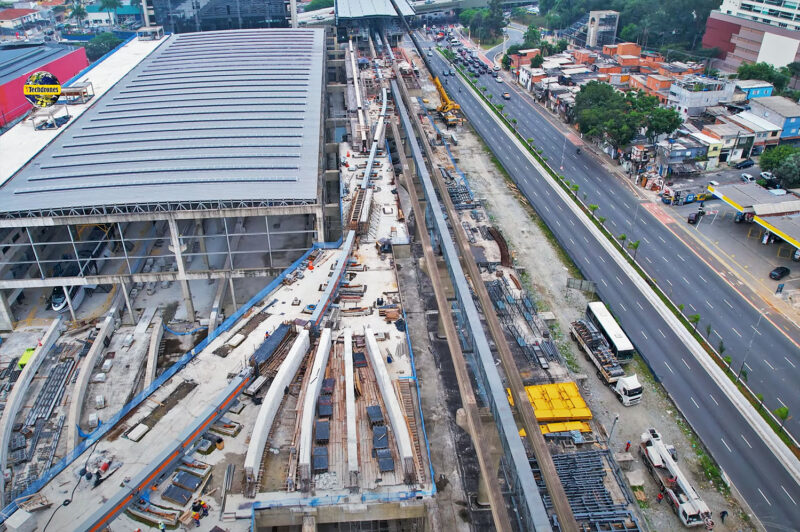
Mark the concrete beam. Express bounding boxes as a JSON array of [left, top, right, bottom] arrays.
[[0, 205, 320, 229], [0, 317, 63, 507], [144, 316, 163, 389], [298, 328, 332, 490], [344, 329, 359, 485], [0, 292, 13, 332], [168, 217, 195, 322]]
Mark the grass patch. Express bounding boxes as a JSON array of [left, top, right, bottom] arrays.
[[511, 14, 547, 27], [453, 59, 800, 457], [631, 486, 649, 509]]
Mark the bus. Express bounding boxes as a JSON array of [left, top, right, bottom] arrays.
[[585, 302, 635, 363], [50, 225, 112, 313]]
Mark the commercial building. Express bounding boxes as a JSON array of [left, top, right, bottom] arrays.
[[748, 95, 800, 141], [719, 0, 800, 30], [0, 29, 334, 330], [335, 0, 414, 38], [667, 75, 736, 118], [735, 78, 774, 99], [0, 41, 88, 127], [703, 10, 800, 70], [585, 10, 619, 47], [0, 8, 38, 30], [724, 110, 782, 153], [85, 3, 144, 27], [141, 0, 289, 33]]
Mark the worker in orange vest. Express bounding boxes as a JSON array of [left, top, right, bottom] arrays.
[[191, 511, 201, 526]]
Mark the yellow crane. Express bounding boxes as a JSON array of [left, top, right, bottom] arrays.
[[433, 76, 460, 127]]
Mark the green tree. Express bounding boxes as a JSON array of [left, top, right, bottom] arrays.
[[628, 240, 640, 260], [85, 32, 122, 61], [617, 233, 627, 244], [99, 0, 122, 27], [760, 145, 799, 172], [306, 0, 333, 10], [619, 23, 641, 43], [644, 106, 683, 145], [501, 54, 511, 70], [775, 152, 800, 188], [71, 4, 87, 26], [530, 54, 544, 68], [737, 62, 791, 93], [688, 313, 701, 331], [523, 24, 541, 47], [774, 406, 790, 429]]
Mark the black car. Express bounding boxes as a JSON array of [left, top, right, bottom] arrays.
[[734, 159, 755, 169], [687, 212, 699, 224], [769, 266, 790, 280]]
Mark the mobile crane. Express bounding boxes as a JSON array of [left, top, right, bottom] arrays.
[[639, 428, 715, 529]]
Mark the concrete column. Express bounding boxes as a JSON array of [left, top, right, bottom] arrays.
[[120, 282, 136, 325], [314, 211, 325, 243], [0, 291, 14, 332], [228, 277, 237, 311], [195, 220, 210, 270], [62, 285, 77, 322], [167, 217, 195, 322]]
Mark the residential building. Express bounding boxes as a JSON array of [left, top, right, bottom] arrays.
[[0, 8, 38, 30], [748, 95, 800, 141], [667, 75, 736, 118], [510, 48, 540, 70], [703, 10, 800, 70], [689, 132, 724, 169], [719, 0, 800, 30], [586, 10, 619, 47], [86, 4, 143, 27], [142, 0, 289, 33], [724, 110, 782, 153], [702, 122, 755, 162], [655, 138, 708, 176], [629, 74, 672, 104], [735, 79, 774, 99]]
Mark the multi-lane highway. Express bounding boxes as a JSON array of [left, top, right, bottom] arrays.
[[422, 43, 800, 530]]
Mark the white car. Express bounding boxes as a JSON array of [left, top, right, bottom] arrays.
[[760, 171, 774, 180], [741, 173, 755, 183]]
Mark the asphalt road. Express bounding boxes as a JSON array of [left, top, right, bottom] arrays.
[[424, 45, 800, 530], [432, 40, 800, 437]]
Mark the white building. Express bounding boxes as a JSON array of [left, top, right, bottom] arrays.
[[720, 0, 800, 30], [667, 75, 736, 118]]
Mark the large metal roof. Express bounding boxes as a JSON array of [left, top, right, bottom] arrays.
[[0, 29, 325, 216], [336, 0, 414, 20], [0, 42, 81, 87]]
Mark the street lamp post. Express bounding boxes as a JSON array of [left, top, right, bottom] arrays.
[[737, 310, 766, 382], [608, 413, 620, 445]]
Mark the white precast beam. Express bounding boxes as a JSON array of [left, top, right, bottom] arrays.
[[364, 326, 414, 478], [344, 329, 359, 480], [298, 328, 332, 488], [244, 329, 310, 482]]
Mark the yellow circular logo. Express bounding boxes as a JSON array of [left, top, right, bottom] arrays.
[[23, 71, 61, 108]]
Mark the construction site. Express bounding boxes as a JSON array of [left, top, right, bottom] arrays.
[[0, 4, 732, 531]]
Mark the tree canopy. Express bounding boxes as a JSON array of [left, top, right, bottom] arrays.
[[306, 0, 333, 11], [574, 81, 682, 151], [775, 153, 800, 188], [460, 0, 505, 42], [760, 145, 800, 173], [85, 32, 122, 61], [736, 62, 791, 93]]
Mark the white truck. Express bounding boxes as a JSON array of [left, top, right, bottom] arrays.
[[570, 319, 643, 406], [640, 428, 715, 529]]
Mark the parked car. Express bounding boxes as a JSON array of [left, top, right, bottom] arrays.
[[502, 92, 511, 100], [492, 71, 498, 77], [760, 171, 774, 180], [687, 212, 699, 224], [496, 77, 504, 83], [741, 173, 755, 183], [734, 159, 755, 169], [493, 65, 501, 71], [769, 266, 790, 280]]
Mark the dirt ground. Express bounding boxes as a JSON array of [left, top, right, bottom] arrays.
[[448, 122, 755, 531]]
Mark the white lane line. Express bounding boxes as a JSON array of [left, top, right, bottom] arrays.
[[569, 238, 576, 245], [709, 394, 719, 406], [681, 358, 690, 370], [599, 256, 606, 263], [782, 485, 797, 505], [713, 330, 723, 339], [690, 397, 699, 409], [531, 190, 538, 197], [658, 235, 666, 244], [619, 303, 627, 312], [731, 327, 742, 338], [741, 434, 752, 448], [706, 300, 714, 309], [643, 236, 650, 244], [689, 303, 697, 312], [611, 219, 617, 227], [724, 299, 733, 309], [664, 361, 674, 374], [764, 359, 775, 370], [583, 164, 589, 170], [601, 278, 608, 287], [666, 278, 672, 286], [662, 256, 669, 263], [645, 256, 653, 264], [555, 220, 561, 226], [544, 206, 551, 213], [658, 328, 666, 338], [777, 397, 787, 408], [636, 301, 644, 310], [641, 331, 648, 340], [677, 253, 686, 262], [616, 275, 623, 285], [785, 356, 796, 368], [744, 362, 753, 372], [583, 236, 589, 243], [699, 274, 708, 283], [682, 276, 690, 284], [758, 488, 772, 506], [750, 325, 762, 336], [721, 438, 732, 453], [569, 219, 575, 226]]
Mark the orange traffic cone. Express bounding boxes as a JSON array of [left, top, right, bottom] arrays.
[[308, 261, 314, 271], [347, 151, 350, 157]]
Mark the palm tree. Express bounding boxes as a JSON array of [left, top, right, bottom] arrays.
[[71, 4, 87, 28], [627, 240, 640, 260], [100, 0, 122, 28]]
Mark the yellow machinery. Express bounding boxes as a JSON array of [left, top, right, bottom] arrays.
[[433, 76, 459, 127]]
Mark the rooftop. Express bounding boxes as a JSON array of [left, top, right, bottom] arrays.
[[727, 111, 782, 133], [704, 122, 750, 138], [0, 41, 81, 87], [750, 95, 800, 117], [86, 3, 143, 15], [0, 8, 37, 20], [336, 0, 413, 19], [735, 79, 773, 89], [0, 29, 325, 216]]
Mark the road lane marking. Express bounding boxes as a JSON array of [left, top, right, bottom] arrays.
[[764, 359, 775, 370], [569, 238, 576, 245], [682, 276, 689, 284], [664, 361, 674, 374], [713, 330, 722, 339], [709, 394, 719, 406], [583, 236, 589, 243], [682, 358, 690, 370], [706, 300, 714, 309], [724, 299, 733, 309], [744, 362, 753, 372], [658, 235, 666, 244], [555, 220, 561, 226], [641, 331, 648, 340], [731, 327, 742, 338], [777, 396, 787, 408], [721, 438, 731, 453], [611, 219, 617, 227], [569, 219, 575, 226], [662, 256, 669, 263], [677, 253, 685, 262], [616, 276, 623, 285], [645, 256, 652, 264], [643, 236, 650, 244], [658, 328, 666, 338], [544, 206, 550, 213], [689, 303, 697, 312], [619, 303, 627, 311], [666, 279, 672, 286], [750, 325, 762, 336], [741, 434, 752, 448], [758, 488, 772, 506], [599, 256, 606, 263], [636, 301, 644, 310], [601, 278, 608, 287], [785, 356, 796, 368], [782, 485, 797, 505], [690, 397, 699, 408]]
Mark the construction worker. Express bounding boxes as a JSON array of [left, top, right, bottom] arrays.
[[191, 511, 201, 526], [720, 510, 728, 523], [200, 500, 209, 517], [657, 492, 664, 504], [157, 522, 166, 531]]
